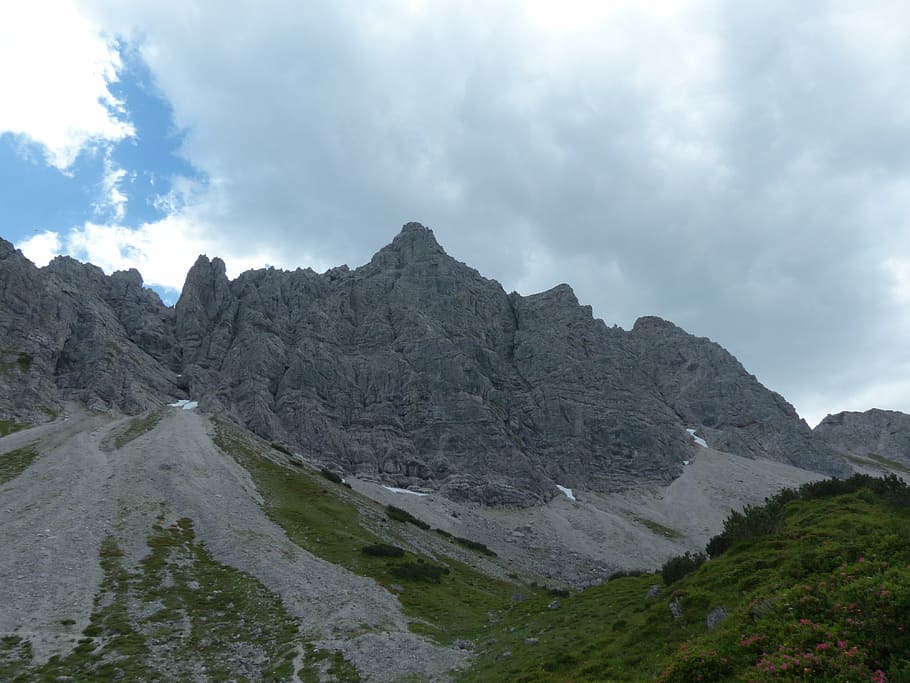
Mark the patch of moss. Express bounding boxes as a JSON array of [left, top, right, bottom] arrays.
[[0, 444, 39, 485]]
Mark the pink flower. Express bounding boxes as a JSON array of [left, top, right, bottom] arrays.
[[838, 640, 847, 650]]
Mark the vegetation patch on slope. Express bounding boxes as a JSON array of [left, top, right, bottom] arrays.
[[111, 410, 164, 450], [0, 444, 39, 485], [845, 452, 910, 475], [459, 474, 910, 682], [635, 515, 683, 540], [213, 420, 523, 643], [0, 419, 28, 437], [3, 517, 354, 681]]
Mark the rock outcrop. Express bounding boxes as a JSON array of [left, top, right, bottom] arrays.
[[0, 224, 849, 504], [815, 409, 910, 469], [0, 238, 182, 421], [630, 316, 840, 475]]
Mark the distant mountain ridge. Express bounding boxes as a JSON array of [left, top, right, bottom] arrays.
[[0, 223, 850, 504], [815, 408, 910, 469]]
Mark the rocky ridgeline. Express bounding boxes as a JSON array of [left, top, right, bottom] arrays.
[[815, 409, 910, 469], [0, 223, 849, 504]]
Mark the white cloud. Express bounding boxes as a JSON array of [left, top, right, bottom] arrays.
[[0, 0, 133, 169], [19, 215, 335, 298], [94, 153, 129, 221], [6, 0, 910, 421], [17, 231, 62, 267]]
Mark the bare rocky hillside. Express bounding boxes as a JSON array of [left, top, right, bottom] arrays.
[[0, 223, 848, 506]]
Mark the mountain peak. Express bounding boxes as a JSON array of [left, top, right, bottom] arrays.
[[391, 221, 443, 250], [369, 221, 448, 269], [0, 237, 16, 260]]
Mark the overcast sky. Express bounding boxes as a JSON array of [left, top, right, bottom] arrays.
[[1, 0, 909, 426]]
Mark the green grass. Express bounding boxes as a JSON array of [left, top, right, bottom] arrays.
[[0, 419, 28, 437], [634, 516, 683, 539], [113, 410, 164, 449], [0, 444, 39, 485], [213, 420, 523, 643], [459, 475, 910, 682], [5, 517, 350, 681], [0, 635, 33, 680], [846, 452, 910, 475]]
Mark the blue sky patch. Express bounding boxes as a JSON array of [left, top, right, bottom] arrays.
[[107, 42, 206, 226], [0, 40, 205, 248]]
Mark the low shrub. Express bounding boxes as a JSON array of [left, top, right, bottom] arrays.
[[389, 561, 450, 583], [662, 552, 706, 585], [361, 543, 405, 558], [608, 569, 646, 581], [454, 536, 497, 557], [385, 505, 430, 530], [708, 474, 910, 558]]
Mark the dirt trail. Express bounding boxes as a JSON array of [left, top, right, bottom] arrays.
[[0, 407, 465, 681]]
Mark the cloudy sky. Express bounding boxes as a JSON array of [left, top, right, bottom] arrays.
[[2, 0, 909, 426]]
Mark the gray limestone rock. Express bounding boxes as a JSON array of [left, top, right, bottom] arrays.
[[0, 238, 183, 423], [815, 409, 910, 469], [0, 225, 849, 505], [630, 316, 849, 477], [707, 606, 729, 630]]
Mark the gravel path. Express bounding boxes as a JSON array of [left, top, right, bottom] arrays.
[[0, 407, 465, 681]]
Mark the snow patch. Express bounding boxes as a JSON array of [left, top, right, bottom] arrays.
[[687, 428, 708, 448], [168, 399, 198, 410], [382, 485, 429, 497], [556, 484, 576, 501]]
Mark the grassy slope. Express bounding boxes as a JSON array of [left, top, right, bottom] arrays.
[[2, 519, 309, 682], [460, 476, 910, 682], [0, 444, 39, 485], [0, 420, 29, 437], [212, 420, 525, 644]]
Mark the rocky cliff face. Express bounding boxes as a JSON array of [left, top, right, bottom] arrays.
[[0, 224, 849, 503], [630, 316, 837, 474], [0, 240, 182, 422], [815, 409, 910, 468]]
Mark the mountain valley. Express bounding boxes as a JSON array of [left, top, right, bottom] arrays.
[[2, 223, 909, 681]]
